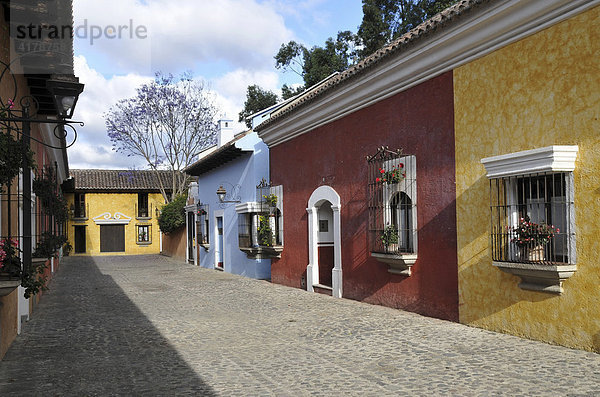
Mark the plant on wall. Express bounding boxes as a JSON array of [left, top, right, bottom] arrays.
[[0, 104, 35, 186], [263, 193, 278, 207], [0, 236, 54, 298], [511, 217, 558, 248], [257, 215, 274, 247], [380, 224, 399, 248], [33, 232, 68, 259], [158, 194, 187, 234], [33, 166, 69, 223], [0, 238, 21, 276], [376, 164, 405, 185]]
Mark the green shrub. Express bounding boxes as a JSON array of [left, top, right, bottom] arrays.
[[158, 194, 187, 234]]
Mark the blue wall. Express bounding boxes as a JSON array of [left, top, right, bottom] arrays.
[[195, 132, 271, 279]]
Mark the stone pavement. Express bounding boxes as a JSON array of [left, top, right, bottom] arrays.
[[0, 255, 599, 396]]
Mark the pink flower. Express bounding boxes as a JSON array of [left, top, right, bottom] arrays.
[[7, 98, 14, 109]]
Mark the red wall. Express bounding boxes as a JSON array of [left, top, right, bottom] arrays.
[[269, 72, 458, 321]]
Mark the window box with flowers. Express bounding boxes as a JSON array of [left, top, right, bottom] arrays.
[[0, 238, 22, 296], [236, 181, 283, 259], [367, 147, 418, 276], [482, 146, 578, 294]]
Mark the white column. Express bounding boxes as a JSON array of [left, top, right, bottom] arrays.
[[306, 207, 318, 292], [251, 214, 259, 246], [332, 205, 343, 298], [194, 214, 199, 266]]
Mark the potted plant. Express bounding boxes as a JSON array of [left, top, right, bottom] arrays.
[[0, 238, 22, 296], [263, 193, 278, 207], [0, 238, 21, 277], [511, 217, 558, 262], [257, 215, 274, 247], [376, 163, 405, 185], [380, 224, 399, 252]]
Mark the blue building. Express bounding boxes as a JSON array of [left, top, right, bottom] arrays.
[[184, 118, 283, 279]]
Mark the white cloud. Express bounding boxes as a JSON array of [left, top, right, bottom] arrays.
[[68, 55, 153, 169], [73, 0, 295, 75], [68, 142, 145, 170], [68, 56, 277, 168], [212, 68, 281, 131]]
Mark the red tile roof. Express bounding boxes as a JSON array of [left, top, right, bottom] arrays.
[[69, 169, 175, 192]]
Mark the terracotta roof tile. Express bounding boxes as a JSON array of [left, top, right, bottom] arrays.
[[69, 169, 175, 191]]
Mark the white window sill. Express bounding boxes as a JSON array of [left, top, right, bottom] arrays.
[[371, 252, 417, 276], [492, 261, 577, 295], [0, 277, 20, 296], [240, 245, 283, 259]]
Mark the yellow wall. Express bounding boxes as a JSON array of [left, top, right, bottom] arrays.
[[66, 192, 165, 256], [454, 6, 600, 351]]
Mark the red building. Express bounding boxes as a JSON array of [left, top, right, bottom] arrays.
[[257, 64, 458, 320]]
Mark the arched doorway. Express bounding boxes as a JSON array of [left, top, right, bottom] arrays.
[[306, 186, 342, 298]]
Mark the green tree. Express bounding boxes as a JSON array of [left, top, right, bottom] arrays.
[[238, 85, 279, 129], [357, 0, 458, 59], [275, 31, 358, 91], [281, 84, 305, 100], [157, 194, 187, 234]]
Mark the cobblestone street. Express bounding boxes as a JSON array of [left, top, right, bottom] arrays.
[[0, 255, 599, 396]]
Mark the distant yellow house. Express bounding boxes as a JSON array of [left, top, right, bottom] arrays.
[[64, 170, 172, 256]]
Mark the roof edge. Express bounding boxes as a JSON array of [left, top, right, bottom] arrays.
[[256, 0, 600, 146]]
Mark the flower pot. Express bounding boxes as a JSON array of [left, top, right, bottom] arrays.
[[521, 245, 544, 262]]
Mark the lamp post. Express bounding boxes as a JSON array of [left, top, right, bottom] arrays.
[[216, 185, 240, 203], [0, 67, 84, 285]]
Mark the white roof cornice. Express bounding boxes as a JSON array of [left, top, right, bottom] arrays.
[[481, 146, 579, 178], [258, 0, 600, 147]]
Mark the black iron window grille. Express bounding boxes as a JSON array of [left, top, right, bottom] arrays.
[[196, 203, 209, 245], [137, 193, 150, 218], [489, 172, 575, 265], [74, 193, 86, 218], [254, 179, 283, 247], [238, 213, 252, 248], [136, 224, 151, 243], [367, 147, 417, 255]]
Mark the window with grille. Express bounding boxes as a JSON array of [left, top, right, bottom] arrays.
[[74, 193, 86, 218], [238, 213, 252, 248], [490, 172, 575, 264], [367, 147, 417, 255], [197, 203, 209, 245], [137, 193, 149, 218], [136, 224, 151, 244], [481, 145, 578, 267]]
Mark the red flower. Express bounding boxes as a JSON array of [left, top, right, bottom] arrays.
[[379, 169, 385, 174], [399, 163, 404, 168], [376, 177, 380, 182]]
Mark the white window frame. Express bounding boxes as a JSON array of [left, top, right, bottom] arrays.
[[482, 145, 578, 265]]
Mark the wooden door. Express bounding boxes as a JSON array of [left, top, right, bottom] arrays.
[[100, 225, 125, 252], [74, 226, 86, 253]]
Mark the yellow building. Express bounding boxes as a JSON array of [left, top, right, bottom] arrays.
[[452, 2, 600, 351], [65, 170, 172, 256]]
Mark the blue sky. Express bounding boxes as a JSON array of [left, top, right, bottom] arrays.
[[69, 0, 364, 169]]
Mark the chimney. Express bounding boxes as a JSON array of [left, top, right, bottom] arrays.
[[217, 117, 234, 147]]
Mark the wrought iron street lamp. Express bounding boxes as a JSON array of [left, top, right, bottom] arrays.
[[0, 61, 84, 285], [46, 78, 85, 119], [216, 185, 240, 203]]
